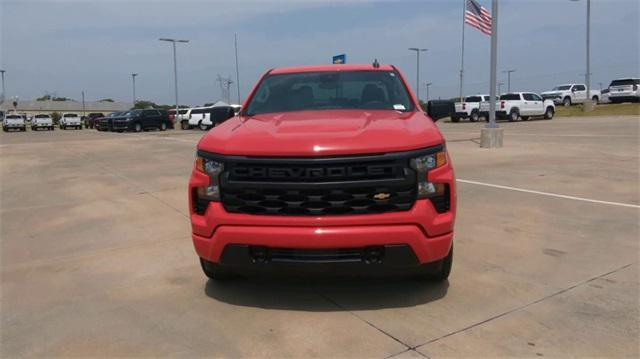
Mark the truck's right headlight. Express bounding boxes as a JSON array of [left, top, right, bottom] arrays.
[[195, 156, 224, 201], [410, 150, 447, 198]]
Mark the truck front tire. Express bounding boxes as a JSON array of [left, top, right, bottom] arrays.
[[451, 116, 460, 123], [544, 107, 555, 120], [563, 97, 572, 107], [200, 258, 235, 280], [417, 246, 453, 282]]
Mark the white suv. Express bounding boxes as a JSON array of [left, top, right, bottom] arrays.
[[608, 78, 640, 103], [60, 113, 82, 130], [32, 114, 54, 131]]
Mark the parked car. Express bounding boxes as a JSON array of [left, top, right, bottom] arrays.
[[2, 113, 27, 132], [111, 109, 172, 132], [60, 113, 82, 130], [168, 108, 189, 128], [31, 114, 54, 131], [541, 84, 600, 106], [189, 63, 456, 281], [95, 111, 122, 131], [480, 92, 555, 121], [453, 94, 489, 122], [608, 78, 640, 103], [182, 106, 212, 130], [85, 112, 105, 129], [187, 105, 237, 131]]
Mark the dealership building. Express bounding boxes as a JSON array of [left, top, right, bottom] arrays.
[[1, 99, 133, 117]]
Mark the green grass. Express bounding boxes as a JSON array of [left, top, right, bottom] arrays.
[[556, 103, 640, 117]]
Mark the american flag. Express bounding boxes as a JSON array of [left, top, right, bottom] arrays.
[[465, 0, 492, 36]]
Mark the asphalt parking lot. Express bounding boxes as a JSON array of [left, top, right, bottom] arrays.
[[1, 115, 638, 357]]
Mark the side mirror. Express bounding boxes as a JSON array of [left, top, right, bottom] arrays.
[[426, 100, 455, 122]]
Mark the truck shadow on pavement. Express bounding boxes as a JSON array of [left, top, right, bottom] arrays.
[[204, 275, 449, 311]]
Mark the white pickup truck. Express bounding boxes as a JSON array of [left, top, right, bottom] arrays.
[[3, 113, 27, 132], [60, 113, 82, 130], [453, 94, 489, 122], [541, 84, 600, 107], [479, 92, 555, 122], [31, 114, 54, 131]]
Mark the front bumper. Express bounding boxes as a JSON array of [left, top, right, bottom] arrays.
[[112, 121, 131, 130], [190, 160, 456, 267]]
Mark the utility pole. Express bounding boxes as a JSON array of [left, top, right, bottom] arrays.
[[159, 38, 189, 123], [408, 48, 428, 101], [425, 82, 432, 101], [217, 75, 234, 104], [131, 73, 138, 105], [480, 0, 503, 148], [81, 91, 86, 118], [234, 33, 241, 104], [503, 69, 516, 92], [0, 70, 5, 105]]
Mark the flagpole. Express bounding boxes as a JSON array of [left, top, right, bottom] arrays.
[[480, 0, 503, 148], [459, 0, 466, 102]]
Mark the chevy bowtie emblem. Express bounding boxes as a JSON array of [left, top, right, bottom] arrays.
[[373, 192, 391, 200]]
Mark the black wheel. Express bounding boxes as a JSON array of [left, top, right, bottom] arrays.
[[50, 127, 54, 131], [469, 110, 479, 122], [61, 125, 65, 130], [200, 258, 235, 280], [181, 121, 190, 130], [521, 116, 530, 121], [160, 122, 167, 131], [509, 109, 519, 122], [2, 127, 7, 132], [451, 116, 460, 123], [416, 246, 453, 282], [21, 127, 26, 132], [199, 121, 208, 131], [563, 97, 572, 107], [592, 96, 599, 104], [544, 107, 554, 120], [134, 122, 142, 132]]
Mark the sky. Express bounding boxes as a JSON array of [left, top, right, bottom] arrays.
[[1, 0, 639, 106]]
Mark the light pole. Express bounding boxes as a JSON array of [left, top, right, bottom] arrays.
[[159, 38, 189, 121], [131, 73, 138, 105], [408, 48, 428, 101], [425, 82, 432, 101], [503, 69, 516, 92], [571, 0, 591, 109], [234, 33, 241, 104], [498, 82, 504, 95], [0, 70, 5, 104]]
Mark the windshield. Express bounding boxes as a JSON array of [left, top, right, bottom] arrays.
[[63, 114, 78, 118], [610, 79, 639, 86], [465, 96, 482, 102], [245, 70, 414, 115], [123, 110, 142, 117], [500, 94, 521, 101], [552, 85, 572, 91], [6, 115, 22, 119], [35, 115, 50, 118]]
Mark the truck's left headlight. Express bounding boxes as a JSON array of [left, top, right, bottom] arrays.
[[411, 150, 447, 198], [195, 156, 224, 201]]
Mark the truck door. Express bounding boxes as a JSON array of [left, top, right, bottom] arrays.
[[521, 93, 535, 115], [530, 93, 544, 115], [573, 84, 586, 103]]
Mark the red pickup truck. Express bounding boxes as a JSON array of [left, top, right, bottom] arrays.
[[189, 63, 456, 280]]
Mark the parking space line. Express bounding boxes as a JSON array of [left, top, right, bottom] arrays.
[[457, 179, 640, 209]]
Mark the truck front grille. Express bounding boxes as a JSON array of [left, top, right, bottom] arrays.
[[221, 184, 416, 216], [200, 148, 446, 216]]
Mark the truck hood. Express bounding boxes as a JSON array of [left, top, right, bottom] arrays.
[[198, 109, 445, 157]]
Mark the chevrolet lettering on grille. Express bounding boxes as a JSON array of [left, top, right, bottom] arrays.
[[230, 165, 398, 181]]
